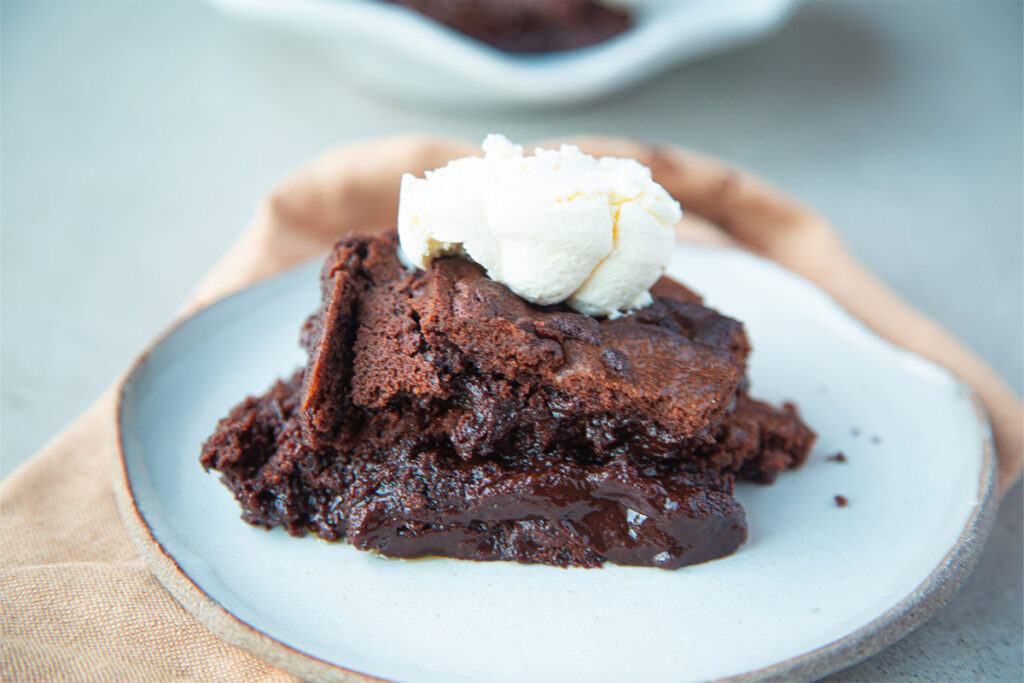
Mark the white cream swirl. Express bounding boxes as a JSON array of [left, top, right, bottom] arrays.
[[397, 134, 681, 317]]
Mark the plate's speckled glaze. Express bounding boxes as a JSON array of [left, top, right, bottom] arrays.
[[115, 245, 996, 682]]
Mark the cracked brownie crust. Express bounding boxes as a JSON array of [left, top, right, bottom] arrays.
[[201, 233, 815, 569]]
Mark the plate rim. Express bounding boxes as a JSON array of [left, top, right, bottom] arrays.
[[112, 249, 998, 683]]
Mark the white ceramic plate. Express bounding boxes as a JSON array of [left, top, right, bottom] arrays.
[[207, 0, 801, 107], [116, 245, 995, 682]]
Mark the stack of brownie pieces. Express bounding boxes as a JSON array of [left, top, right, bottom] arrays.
[[201, 233, 815, 569]]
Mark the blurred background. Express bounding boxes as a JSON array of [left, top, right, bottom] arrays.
[[1, 1, 1021, 679]]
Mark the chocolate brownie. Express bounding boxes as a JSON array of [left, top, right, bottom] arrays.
[[301, 234, 749, 461], [201, 233, 815, 569], [382, 0, 632, 54]]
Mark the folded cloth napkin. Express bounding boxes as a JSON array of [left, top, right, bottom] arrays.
[[2, 136, 1020, 682]]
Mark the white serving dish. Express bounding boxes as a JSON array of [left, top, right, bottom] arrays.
[[207, 0, 801, 107], [116, 244, 995, 682]]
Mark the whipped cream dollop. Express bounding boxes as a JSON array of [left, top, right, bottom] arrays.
[[397, 134, 682, 318]]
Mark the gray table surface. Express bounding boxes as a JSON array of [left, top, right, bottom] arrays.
[[2, 0, 1021, 680]]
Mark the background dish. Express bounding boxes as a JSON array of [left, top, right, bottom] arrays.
[[117, 245, 995, 682], [206, 0, 801, 107]]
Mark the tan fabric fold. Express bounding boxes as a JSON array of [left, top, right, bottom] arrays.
[[0, 394, 295, 682], [2, 135, 1020, 682]]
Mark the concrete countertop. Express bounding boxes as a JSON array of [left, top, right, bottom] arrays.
[[2, 0, 1020, 679]]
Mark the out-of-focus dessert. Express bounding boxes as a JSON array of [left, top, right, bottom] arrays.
[[201, 136, 815, 569], [381, 0, 632, 54]]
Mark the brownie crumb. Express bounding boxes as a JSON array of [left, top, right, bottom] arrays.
[[834, 495, 849, 507], [870, 435, 881, 444], [827, 452, 847, 463]]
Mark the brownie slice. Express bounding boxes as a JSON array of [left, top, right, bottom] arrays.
[[301, 234, 750, 462], [201, 233, 815, 569]]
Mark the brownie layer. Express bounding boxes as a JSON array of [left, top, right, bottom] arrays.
[[301, 234, 750, 462], [202, 372, 813, 569]]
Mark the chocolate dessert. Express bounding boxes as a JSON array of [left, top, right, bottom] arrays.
[[201, 233, 815, 569], [382, 0, 632, 54]]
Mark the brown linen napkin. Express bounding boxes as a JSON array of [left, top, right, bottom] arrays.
[[2, 135, 1020, 682]]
